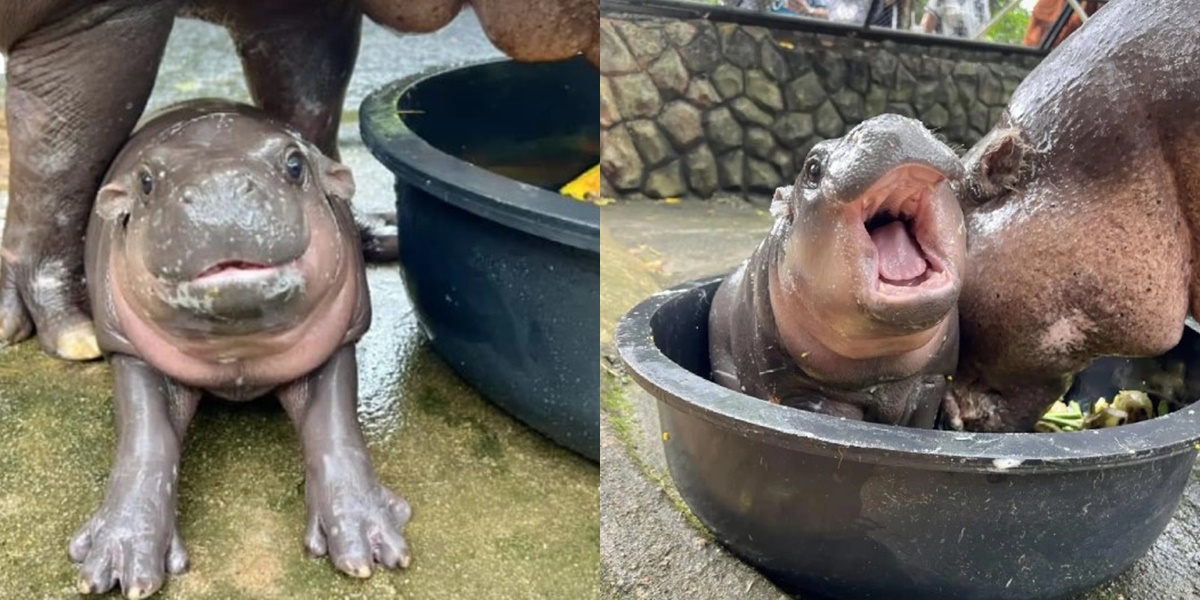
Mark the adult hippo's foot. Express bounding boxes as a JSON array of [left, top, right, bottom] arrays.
[[0, 261, 33, 345], [69, 356, 202, 598], [279, 345, 413, 577], [363, 0, 599, 66], [0, 254, 96, 360]]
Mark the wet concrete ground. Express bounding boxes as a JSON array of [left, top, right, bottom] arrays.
[[0, 11, 597, 600], [599, 199, 1200, 600]]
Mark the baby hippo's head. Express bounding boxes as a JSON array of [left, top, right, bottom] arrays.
[[770, 114, 966, 359], [95, 104, 357, 338]]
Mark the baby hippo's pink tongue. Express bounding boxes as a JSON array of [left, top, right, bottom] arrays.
[[870, 220, 926, 281]]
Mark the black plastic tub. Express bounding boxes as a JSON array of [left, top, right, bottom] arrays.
[[360, 56, 599, 462], [616, 276, 1200, 600]]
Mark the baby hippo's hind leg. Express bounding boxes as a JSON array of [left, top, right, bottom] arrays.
[[357, 211, 399, 263], [278, 345, 413, 577]]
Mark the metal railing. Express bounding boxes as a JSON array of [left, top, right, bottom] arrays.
[[601, 0, 1055, 57]]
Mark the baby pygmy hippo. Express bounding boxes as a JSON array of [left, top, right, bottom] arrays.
[[709, 114, 966, 428], [72, 100, 410, 598]]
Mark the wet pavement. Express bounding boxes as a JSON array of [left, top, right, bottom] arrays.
[[599, 199, 1200, 600], [0, 10, 596, 600]]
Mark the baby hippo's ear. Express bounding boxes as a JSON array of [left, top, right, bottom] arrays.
[[96, 183, 133, 221], [769, 185, 794, 222], [313, 152, 356, 203]]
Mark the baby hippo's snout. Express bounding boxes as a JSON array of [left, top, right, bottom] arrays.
[[817, 113, 965, 206], [130, 164, 313, 323], [143, 165, 310, 282]]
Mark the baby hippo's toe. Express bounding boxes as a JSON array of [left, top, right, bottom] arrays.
[[305, 482, 413, 577], [69, 515, 187, 599]]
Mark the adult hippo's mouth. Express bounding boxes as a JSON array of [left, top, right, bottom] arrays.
[[855, 164, 956, 302]]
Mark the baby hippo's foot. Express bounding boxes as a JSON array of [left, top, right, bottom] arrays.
[[68, 493, 187, 598], [356, 211, 398, 264], [304, 460, 413, 577], [940, 387, 965, 431], [944, 378, 1008, 432], [945, 375, 1059, 433], [0, 260, 99, 360]]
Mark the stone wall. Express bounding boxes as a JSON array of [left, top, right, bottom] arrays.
[[600, 15, 1044, 200]]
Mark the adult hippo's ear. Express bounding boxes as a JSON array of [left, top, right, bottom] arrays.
[[312, 153, 357, 203], [769, 185, 795, 222], [964, 127, 1028, 204], [96, 183, 134, 222]]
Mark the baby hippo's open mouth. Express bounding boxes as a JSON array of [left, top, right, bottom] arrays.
[[857, 165, 954, 299]]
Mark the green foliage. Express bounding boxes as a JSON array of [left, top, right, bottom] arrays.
[[983, 6, 1030, 45]]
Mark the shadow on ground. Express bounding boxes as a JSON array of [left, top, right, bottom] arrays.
[[0, 12, 597, 600], [599, 199, 1200, 600]]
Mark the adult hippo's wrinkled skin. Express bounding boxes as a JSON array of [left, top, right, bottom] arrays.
[[946, 0, 1200, 432], [362, 0, 598, 65], [72, 100, 409, 598], [0, 0, 598, 362], [708, 115, 966, 428]]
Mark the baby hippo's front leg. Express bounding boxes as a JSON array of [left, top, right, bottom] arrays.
[[70, 356, 201, 599], [278, 345, 412, 577]]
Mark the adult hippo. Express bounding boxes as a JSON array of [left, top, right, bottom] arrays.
[[71, 99, 408, 598], [0, 0, 598, 362], [709, 114, 967, 428], [946, 0, 1200, 432]]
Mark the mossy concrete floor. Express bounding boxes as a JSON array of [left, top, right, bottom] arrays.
[[599, 199, 1200, 600], [0, 13, 597, 600]]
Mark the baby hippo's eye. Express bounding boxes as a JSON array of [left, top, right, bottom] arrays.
[[139, 171, 154, 196], [802, 157, 822, 187], [285, 150, 305, 181]]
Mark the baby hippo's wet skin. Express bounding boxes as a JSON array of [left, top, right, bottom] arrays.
[[72, 100, 410, 598], [709, 114, 966, 428]]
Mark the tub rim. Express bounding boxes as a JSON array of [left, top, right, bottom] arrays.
[[359, 56, 599, 254], [615, 274, 1200, 474]]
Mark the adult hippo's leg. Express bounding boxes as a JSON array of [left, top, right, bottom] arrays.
[[0, 1, 179, 360], [196, 0, 398, 261], [361, 0, 599, 66], [69, 355, 202, 598], [470, 0, 598, 64], [278, 345, 412, 577], [212, 0, 360, 160]]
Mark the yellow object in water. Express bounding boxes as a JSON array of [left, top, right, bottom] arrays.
[[560, 164, 601, 202]]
